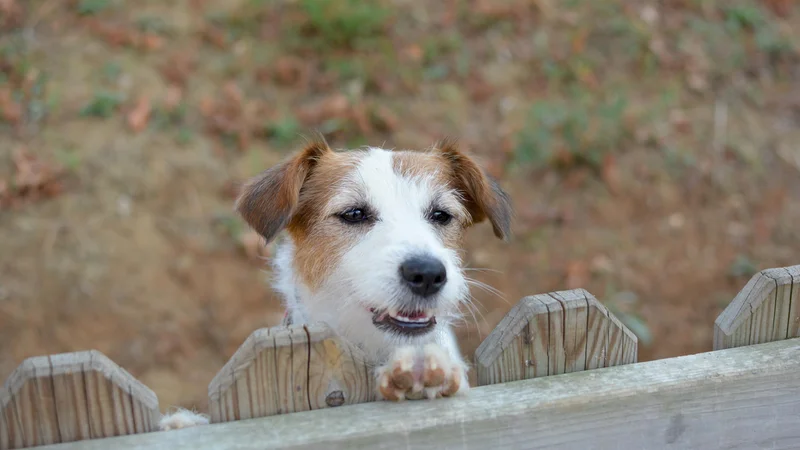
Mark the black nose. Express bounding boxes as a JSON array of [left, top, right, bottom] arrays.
[[400, 255, 447, 297]]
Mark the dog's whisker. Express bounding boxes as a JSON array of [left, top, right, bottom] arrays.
[[465, 277, 510, 306], [463, 267, 503, 274]]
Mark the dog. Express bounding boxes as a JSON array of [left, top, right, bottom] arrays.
[[158, 137, 512, 429]]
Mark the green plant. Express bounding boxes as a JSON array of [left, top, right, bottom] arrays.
[[723, 5, 767, 32], [297, 0, 390, 50], [55, 148, 81, 171], [80, 91, 125, 118], [76, 0, 111, 16], [515, 90, 629, 170], [102, 61, 121, 83], [176, 127, 194, 145], [266, 116, 300, 146], [728, 254, 758, 278]]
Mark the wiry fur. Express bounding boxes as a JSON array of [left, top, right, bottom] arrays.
[[158, 138, 512, 430]]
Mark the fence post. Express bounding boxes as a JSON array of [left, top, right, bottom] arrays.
[[208, 322, 375, 423], [474, 289, 638, 386], [0, 350, 159, 450], [714, 265, 800, 350]]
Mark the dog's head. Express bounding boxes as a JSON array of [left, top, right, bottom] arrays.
[[236, 138, 512, 341]]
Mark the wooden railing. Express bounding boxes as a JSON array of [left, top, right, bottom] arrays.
[[2, 265, 798, 449]]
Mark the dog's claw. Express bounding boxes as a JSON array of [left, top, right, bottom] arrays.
[[376, 343, 466, 401]]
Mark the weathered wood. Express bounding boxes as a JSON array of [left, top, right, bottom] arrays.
[[0, 350, 159, 450], [714, 265, 800, 350], [305, 323, 375, 409], [475, 289, 637, 385], [208, 322, 375, 423], [36, 338, 800, 450]]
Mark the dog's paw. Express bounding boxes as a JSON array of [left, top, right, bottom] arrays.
[[158, 408, 210, 431], [376, 344, 467, 401]]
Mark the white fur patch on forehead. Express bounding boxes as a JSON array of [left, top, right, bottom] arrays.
[[349, 147, 466, 221]]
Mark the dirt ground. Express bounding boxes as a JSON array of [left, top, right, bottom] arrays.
[[2, 0, 800, 412]]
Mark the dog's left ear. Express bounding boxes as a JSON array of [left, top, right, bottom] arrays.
[[435, 138, 513, 241]]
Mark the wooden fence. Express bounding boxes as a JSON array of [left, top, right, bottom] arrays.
[[1, 264, 798, 449]]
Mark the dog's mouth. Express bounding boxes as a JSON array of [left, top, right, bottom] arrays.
[[370, 307, 437, 336]]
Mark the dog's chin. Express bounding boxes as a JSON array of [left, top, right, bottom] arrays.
[[370, 307, 437, 337]]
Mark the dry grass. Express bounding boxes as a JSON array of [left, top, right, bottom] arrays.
[[1, 0, 800, 411]]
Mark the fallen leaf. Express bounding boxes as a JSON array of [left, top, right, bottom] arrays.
[[127, 96, 151, 132], [272, 56, 308, 86], [310, 70, 337, 92], [201, 23, 227, 48], [466, 73, 494, 102], [164, 85, 183, 111], [140, 33, 164, 50], [761, 0, 791, 17], [565, 260, 590, 289], [0, 0, 22, 28], [160, 52, 196, 87], [3, 148, 66, 208], [515, 204, 568, 232], [370, 105, 399, 132], [351, 103, 372, 134], [590, 255, 614, 274], [669, 109, 691, 133], [0, 179, 9, 207], [571, 28, 588, 54], [223, 81, 243, 110], [0, 87, 22, 124], [402, 44, 423, 63], [296, 94, 350, 125], [199, 96, 215, 116], [83, 18, 131, 47], [601, 153, 623, 195]]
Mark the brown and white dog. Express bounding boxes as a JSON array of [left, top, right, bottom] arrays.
[[158, 137, 512, 429]]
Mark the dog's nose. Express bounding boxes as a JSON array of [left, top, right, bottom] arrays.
[[400, 255, 447, 297]]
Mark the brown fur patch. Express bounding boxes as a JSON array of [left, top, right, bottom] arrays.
[[392, 141, 513, 241], [236, 139, 368, 291], [288, 149, 366, 290], [235, 139, 330, 243], [392, 150, 449, 182], [433, 138, 513, 241]]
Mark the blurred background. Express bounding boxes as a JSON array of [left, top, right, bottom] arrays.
[[2, 0, 800, 412]]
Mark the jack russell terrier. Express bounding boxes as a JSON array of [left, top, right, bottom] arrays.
[[158, 137, 512, 430]]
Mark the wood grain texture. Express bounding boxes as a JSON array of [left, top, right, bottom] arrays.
[[208, 323, 375, 424], [0, 350, 159, 450], [37, 338, 800, 450], [306, 323, 375, 409], [475, 289, 637, 386], [473, 297, 543, 385], [714, 265, 800, 350]]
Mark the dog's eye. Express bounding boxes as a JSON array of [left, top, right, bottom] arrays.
[[340, 208, 368, 223], [430, 210, 452, 225]]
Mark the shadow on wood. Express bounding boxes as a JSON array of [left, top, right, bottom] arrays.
[[714, 265, 800, 350], [0, 350, 159, 450], [474, 289, 638, 386], [208, 322, 375, 423]]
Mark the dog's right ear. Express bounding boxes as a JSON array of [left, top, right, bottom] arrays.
[[235, 140, 331, 243]]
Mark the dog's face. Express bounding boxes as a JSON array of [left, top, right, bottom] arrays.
[[236, 139, 511, 342]]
